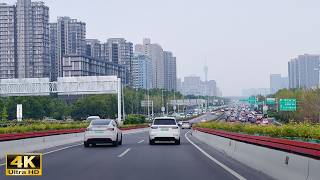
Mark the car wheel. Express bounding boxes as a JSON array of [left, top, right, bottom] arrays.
[[149, 139, 155, 145], [84, 141, 89, 148], [112, 136, 118, 147], [118, 134, 122, 145], [175, 139, 180, 145]]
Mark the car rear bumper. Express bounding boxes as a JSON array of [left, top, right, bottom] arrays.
[[85, 138, 113, 144], [84, 131, 117, 142], [149, 131, 180, 140]]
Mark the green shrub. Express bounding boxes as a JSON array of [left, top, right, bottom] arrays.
[[196, 121, 320, 141], [0, 122, 89, 134], [124, 114, 146, 125]]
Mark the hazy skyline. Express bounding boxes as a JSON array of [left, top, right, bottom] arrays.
[[3, 0, 320, 96]]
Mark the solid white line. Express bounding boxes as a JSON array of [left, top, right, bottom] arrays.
[[118, 148, 131, 158], [185, 131, 247, 180], [137, 140, 144, 143]]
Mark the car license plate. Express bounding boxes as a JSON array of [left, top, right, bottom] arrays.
[[94, 131, 104, 133], [160, 128, 169, 131]]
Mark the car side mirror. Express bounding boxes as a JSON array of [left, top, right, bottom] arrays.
[[148, 123, 152, 127]]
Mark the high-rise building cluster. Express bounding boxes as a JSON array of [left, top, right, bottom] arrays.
[[134, 38, 177, 90], [288, 54, 320, 89], [269, 74, 288, 94], [177, 76, 221, 97], [0, 1, 50, 79], [0, 0, 178, 91], [266, 54, 320, 95]]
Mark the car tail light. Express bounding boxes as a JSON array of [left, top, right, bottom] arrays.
[[86, 127, 92, 131], [151, 126, 158, 129], [106, 128, 114, 131]]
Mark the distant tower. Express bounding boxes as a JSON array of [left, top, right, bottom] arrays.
[[204, 61, 208, 82]]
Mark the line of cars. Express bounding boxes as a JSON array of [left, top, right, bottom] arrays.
[[83, 116, 192, 147], [224, 106, 276, 125]]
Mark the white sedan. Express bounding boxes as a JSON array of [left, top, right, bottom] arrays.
[[149, 117, 180, 145], [84, 119, 122, 147], [181, 121, 191, 129]]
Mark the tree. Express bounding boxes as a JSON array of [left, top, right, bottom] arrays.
[[1, 105, 8, 121]]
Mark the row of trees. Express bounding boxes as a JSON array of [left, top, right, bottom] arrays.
[[0, 88, 184, 121], [270, 89, 320, 123], [0, 87, 226, 121]]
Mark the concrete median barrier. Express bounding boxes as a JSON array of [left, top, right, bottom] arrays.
[[192, 129, 320, 180]]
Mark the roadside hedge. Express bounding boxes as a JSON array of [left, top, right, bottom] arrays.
[[124, 114, 146, 125], [195, 121, 320, 141]]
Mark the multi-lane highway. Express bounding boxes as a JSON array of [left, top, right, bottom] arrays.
[[0, 128, 273, 180]]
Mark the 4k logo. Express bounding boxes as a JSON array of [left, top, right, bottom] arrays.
[[6, 154, 42, 176]]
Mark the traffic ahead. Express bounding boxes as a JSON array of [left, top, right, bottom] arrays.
[[0, 114, 273, 180]]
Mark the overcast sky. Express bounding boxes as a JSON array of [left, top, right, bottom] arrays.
[[4, 0, 320, 96]]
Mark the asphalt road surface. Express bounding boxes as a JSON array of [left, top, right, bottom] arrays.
[[0, 128, 273, 180]]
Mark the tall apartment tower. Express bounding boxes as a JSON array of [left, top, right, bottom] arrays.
[[288, 54, 320, 89], [164, 51, 177, 91], [135, 38, 164, 89], [0, 0, 49, 79], [270, 74, 288, 94], [86, 39, 101, 59], [49, 17, 86, 80], [132, 53, 152, 89], [0, 3, 16, 79], [101, 38, 133, 85]]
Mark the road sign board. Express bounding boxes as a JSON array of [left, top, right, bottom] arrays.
[[16, 104, 22, 122], [279, 99, 297, 111], [266, 98, 276, 105], [248, 96, 257, 104], [161, 107, 165, 112]]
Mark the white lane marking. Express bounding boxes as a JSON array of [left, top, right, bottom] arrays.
[[185, 131, 247, 180], [118, 148, 131, 158], [137, 140, 144, 144], [0, 129, 146, 167], [43, 143, 83, 155]]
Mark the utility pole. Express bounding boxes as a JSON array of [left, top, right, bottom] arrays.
[[122, 84, 125, 121], [151, 101, 154, 118], [173, 91, 176, 114], [147, 91, 150, 117]]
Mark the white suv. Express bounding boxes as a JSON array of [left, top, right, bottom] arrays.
[[149, 117, 180, 145], [84, 119, 122, 147]]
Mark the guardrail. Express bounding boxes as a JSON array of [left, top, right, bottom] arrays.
[[194, 127, 320, 159], [0, 125, 148, 142]]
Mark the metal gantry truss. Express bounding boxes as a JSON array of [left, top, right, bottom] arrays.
[[0, 76, 123, 124]]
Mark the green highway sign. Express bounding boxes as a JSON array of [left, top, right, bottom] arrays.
[[248, 96, 257, 104], [279, 99, 297, 111], [266, 98, 276, 105]]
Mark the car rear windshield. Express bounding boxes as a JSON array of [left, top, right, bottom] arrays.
[[153, 119, 176, 125], [91, 119, 111, 126]]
